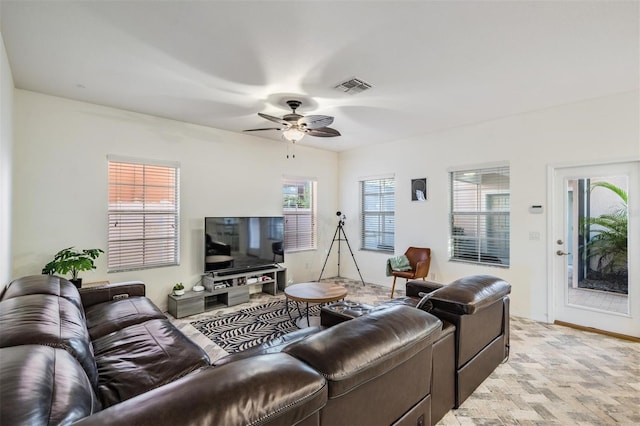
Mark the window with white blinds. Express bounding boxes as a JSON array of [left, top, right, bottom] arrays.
[[108, 159, 180, 271], [360, 177, 395, 252], [450, 165, 510, 266], [282, 179, 317, 251]]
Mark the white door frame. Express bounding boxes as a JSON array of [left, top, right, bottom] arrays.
[[547, 159, 639, 338]]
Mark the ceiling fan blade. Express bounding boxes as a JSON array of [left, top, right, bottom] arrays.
[[299, 115, 334, 129], [243, 127, 282, 132], [258, 112, 289, 127], [306, 127, 341, 137]]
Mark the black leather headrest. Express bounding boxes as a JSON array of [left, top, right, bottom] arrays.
[[429, 275, 511, 315]]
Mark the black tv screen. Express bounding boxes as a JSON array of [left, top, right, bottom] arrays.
[[204, 216, 284, 274]]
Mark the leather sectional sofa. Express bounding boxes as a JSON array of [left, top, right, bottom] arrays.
[[0, 273, 510, 425]]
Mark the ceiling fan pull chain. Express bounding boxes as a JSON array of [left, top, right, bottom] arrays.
[[285, 140, 296, 159]]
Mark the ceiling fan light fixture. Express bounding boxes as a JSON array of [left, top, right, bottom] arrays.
[[282, 127, 305, 142], [245, 99, 339, 144]]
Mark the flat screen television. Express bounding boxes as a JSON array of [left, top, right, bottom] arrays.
[[204, 216, 284, 275]]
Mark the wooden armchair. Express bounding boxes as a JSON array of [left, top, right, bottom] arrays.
[[390, 247, 431, 298]]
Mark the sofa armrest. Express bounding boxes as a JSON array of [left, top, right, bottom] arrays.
[[406, 280, 444, 298], [74, 353, 327, 426], [79, 281, 146, 308], [284, 306, 441, 397], [429, 275, 511, 315]]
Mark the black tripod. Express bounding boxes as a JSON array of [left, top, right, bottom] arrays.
[[318, 213, 365, 286]]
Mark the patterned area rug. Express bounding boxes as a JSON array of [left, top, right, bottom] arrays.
[[190, 300, 320, 353]]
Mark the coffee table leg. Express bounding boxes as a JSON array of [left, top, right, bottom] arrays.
[[287, 298, 308, 326], [286, 297, 293, 321], [296, 302, 303, 319]]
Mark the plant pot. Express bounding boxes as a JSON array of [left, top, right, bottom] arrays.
[[70, 278, 82, 288], [173, 289, 185, 296]]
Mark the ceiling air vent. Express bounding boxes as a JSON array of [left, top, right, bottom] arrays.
[[334, 77, 372, 95]]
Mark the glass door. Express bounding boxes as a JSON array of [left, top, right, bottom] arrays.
[[552, 161, 639, 337]]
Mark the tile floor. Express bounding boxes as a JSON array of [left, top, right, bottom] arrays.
[[170, 278, 640, 425]]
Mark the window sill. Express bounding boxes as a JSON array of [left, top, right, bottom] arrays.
[[448, 258, 509, 268]]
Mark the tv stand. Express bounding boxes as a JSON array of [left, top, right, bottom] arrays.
[[167, 265, 287, 319]]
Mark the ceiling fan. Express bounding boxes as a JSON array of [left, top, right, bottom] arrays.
[[243, 100, 341, 143]]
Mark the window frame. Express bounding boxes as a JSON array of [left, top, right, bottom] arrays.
[[107, 156, 180, 272], [282, 178, 317, 252], [360, 176, 395, 253], [449, 163, 510, 267]]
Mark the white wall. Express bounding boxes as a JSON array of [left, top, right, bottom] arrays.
[[338, 91, 640, 321], [0, 33, 13, 287], [10, 87, 640, 323], [11, 90, 340, 309]]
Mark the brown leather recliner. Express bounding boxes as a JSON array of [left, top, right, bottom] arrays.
[[408, 276, 511, 422], [390, 246, 431, 298], [377, 275, 510, 425]]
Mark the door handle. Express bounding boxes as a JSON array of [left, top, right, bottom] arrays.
[[556, 250, 570, 256]]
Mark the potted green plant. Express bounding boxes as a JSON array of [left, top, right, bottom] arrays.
[[42, 247, 104, 288], [173, 282, 185, 296]]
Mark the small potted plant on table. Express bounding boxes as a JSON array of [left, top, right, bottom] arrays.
[[42, 247, 104, 288], [173, 283, 185, 296]]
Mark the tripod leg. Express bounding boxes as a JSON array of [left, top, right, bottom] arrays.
[[339, 226, 366, 286], [318, 225, 340, 282]]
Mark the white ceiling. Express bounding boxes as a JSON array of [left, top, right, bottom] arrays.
[[1, 1, 638, 152]]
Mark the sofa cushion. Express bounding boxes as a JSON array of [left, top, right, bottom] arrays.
[[429, 275, 511, 315], [0, 293, 99, 389], [84, 296, 166, 340], [0, 345, 100, 425], [2, 275, 84, 315], [93, 318, 210, 407]]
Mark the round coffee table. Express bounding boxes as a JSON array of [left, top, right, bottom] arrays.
[[284, 282, 348, 328]]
